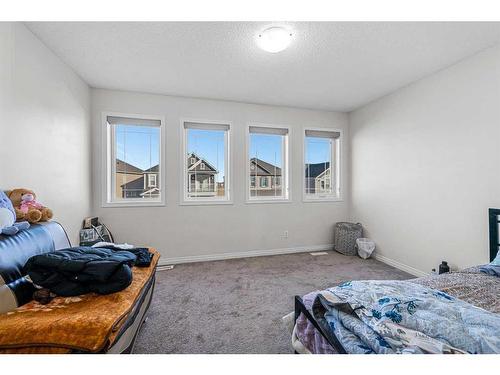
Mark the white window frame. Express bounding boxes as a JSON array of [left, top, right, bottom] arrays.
[[101, 112, 166, 207], [180, 119, 232, 205], [303, 127, 342, 202], [246, 123, 291, 204]]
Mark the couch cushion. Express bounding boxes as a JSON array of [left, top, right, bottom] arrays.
[[0, 224, 55, 285], [0, 222, 71, 314], [0, 249, 159, 353]]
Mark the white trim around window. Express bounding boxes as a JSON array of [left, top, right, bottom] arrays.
[[302, 127, 342, 202], [180, 118, 233, 205], [101, 111, 166, 208], [245, 123, 291, 204]]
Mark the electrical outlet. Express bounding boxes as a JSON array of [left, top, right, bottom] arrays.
[[283, 230, 289, 239]]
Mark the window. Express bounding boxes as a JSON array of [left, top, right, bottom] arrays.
[[247, 125, 289, 201], [148, 174, 157, 188], [260, 176, 269, 188], [104, 114, 163, 206], [250, 176, 256, 188], [182, 121, 231, 203], [304, 129, 341, 201]]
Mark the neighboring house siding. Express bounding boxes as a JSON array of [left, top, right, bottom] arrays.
[[117, 160, 160, 198], [249, 158, 282, 197], [305, 162, 330, 194], [315, 168, 331, 193], [118, 153, 222, 199], [115, 157, 330, 199], [115, 172, 143, 198], [115, 160, 145, 199]]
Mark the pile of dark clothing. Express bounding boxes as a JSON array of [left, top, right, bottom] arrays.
[[24, 246, 153, 298]]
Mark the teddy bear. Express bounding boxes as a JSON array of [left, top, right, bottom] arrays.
[[7, 188, 53, 224], [0, 190, 30, 235]]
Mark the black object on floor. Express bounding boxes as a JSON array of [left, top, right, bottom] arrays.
[[438, 261, 450, 274]]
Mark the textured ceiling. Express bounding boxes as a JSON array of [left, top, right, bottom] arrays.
[[27, 22, 500, 112]]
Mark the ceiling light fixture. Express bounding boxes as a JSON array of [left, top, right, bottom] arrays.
[[256, 26, 293, 53]]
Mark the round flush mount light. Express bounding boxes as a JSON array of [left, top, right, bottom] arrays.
[[256, 26, 293, 53]]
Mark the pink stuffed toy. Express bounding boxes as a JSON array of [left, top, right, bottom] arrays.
[[20, 194, 44, 213], [7, 188, 53, 224]]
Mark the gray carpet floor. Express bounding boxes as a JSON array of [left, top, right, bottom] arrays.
[[133, 251, 411, 353]]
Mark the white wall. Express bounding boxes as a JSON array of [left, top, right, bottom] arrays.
[[349, 44, 500, 275], [0, 23, 91, 243], [2, 22, 497, 273], [91, 89, 349, 263]]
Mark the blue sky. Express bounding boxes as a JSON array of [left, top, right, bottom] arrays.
[[116, 125, 160, 170], [250, 134, 282, 167], [305, 137, 331, 165], [116, 125, 332, 176]]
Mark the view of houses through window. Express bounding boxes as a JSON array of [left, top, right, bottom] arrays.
[[184, 123, 229, 200], [111, 117, 161, 201], [304, 129, 340, 198], [108, 116, 340, 205], [248, 126, 288, 200]]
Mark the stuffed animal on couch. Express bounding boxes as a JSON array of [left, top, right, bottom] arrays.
[[7, 188, 53, 224], [0, 190, 30, 235]]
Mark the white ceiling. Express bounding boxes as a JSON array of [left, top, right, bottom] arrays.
[[27, 22, 500, 112]]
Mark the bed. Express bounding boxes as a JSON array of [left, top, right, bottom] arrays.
[[290, 209, 500, 354]]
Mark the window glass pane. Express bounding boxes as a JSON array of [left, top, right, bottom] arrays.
[[186, 128, 226, 199], [250, 176, 256, 188], [114, 124, 160, 200], [305, 136, 334, 196], [148, 174, 157, 187], [249, 133, 284, 198]]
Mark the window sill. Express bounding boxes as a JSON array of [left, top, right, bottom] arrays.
[[102, 200, 165, 208], [303, 196, 343, 203], [245, 198, 292, 204], [180, 199, 234, 206]]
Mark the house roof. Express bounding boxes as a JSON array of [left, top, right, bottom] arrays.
[[250, 158, 281, 176], [116, 159, 143, 174], [144, 164, 159, 173], [121, 176, 144, 190], [187, 153, 218, 173], [305, 162, 330, 178]]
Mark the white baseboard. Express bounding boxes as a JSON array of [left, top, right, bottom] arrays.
[[158, 244, 334, 266], [373, 253, 428, 277]]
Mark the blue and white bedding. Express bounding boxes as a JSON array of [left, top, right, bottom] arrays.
[[312, 279, 500, 354], [480, 252, 500, 277]]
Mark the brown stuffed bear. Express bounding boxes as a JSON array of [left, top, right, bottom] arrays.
[[7, 188, 53, 224]]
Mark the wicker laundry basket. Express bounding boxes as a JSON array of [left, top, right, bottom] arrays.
[[334, 222, 363, 256]]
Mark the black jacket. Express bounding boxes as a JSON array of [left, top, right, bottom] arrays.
[[93, 245, 153, 267], [24, 247, 137, 296]]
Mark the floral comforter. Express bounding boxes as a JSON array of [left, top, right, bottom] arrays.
[[311, 279, 500, 354]]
